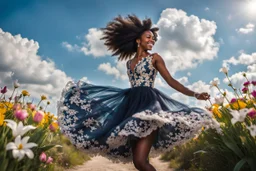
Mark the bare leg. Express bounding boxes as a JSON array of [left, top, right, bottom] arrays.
[[132, 130, 157, 171]]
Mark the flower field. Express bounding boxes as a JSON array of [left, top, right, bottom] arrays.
[[162, 68, 256, 171], [0, 80, 90, 171]]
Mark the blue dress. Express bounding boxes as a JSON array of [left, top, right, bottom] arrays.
[[57, 54, 218, 163]]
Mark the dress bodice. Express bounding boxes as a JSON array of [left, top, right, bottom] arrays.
[[127, 54, 158, 88]]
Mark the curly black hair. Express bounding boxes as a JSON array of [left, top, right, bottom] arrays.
[[100, 14, 159, 61]]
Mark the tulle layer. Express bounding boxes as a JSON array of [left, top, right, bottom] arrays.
[[57, 80, 221, 163]]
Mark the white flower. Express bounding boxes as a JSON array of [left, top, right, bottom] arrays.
[[246, 125, 256, 137], [219, 67, 229, 74], [6, 135, 37, 161], [210, 78, 220, 88], [214, 96, 224, 105], [13, 79, 20, 89], [229, 108, 249, 125], [4, 119, 36, 137]]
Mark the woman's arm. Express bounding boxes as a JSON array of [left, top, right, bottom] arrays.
[[153, 53, 210, 100]]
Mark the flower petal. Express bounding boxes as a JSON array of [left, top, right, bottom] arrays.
[[6, 142, 17, 150], [12, 149, 20, 159], [24, 142, 38, 149], [21, 136, 30, 145], [21, 125, 36, 136], [24, 149, 34, 159], [14, 135, 22, 146], [17, 150, 25, 161]]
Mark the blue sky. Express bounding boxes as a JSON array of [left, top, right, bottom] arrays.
[[0, 0, 256, 114]]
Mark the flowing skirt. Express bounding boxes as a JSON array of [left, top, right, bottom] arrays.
[[57, 80, 220, 163]]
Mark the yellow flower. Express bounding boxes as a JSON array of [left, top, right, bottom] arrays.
[[230, 100, 247, 110], [41, 95, 47, 101], [212, 104, 222, 118], [0, 113, 5, 126], [22, 90, 30, 96], [201, 126, 205, 131], [47, 101, 50, 105]]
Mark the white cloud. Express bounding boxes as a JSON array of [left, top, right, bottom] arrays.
[[169, 80, 220, 108], [62, 28, 111, 57], [236, 23, 255, 34], [0, 28, 73, 115], [223, 52, 256, 66], [177, 76, 189, 84], [205, 7, 210, 11], [81, 28, 111, 57], [155, 77, 169, 89], [187, 72, 191, 76], [98, 60, 128, 81], [61, 41, 79, 52], [154, 8, 219, 75]]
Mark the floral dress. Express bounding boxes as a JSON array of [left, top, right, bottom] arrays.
[[57, 54, 219, 163]]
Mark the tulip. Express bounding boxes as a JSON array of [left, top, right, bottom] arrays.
[[251, 90, 256, 98], [28, 103, 36, 111], [219, 67, 228, 74], [252, 81, 256, 86], [46, 156, 53, 164], [49, 122, 58, 132], [243, 81, 250, 87], [33, 111, 44, 123], [248, 108, 256, 118], [230, 98, 237, 103], [14, 110, 28, 121], [1, 86, 7, 94], [39, 152, 47, 162], [13, 79, 20, 89], [12, 103, 21, 110], [242, 87, 248, 93], [210, 78, 220, 88]]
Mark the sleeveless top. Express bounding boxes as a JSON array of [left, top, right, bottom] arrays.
[[126, 54, 158, 88]]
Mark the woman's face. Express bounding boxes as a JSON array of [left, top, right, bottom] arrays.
[[138, 31, 156, 51]]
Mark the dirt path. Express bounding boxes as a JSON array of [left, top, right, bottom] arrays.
[[66, 156, 173, 171]]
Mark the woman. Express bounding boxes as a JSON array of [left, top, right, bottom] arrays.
[[57, 14, 217, 171]]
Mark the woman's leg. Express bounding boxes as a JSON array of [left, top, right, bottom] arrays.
[[132, 130, 157, 171]]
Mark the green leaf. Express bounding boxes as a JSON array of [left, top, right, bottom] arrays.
[[234, 158, 247, 171], [221, 134, 244, 158]]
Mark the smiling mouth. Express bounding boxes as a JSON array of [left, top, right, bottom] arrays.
[[147, 43, 154, 48]]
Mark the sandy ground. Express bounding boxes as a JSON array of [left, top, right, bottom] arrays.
[[66, 156, 173, 171]]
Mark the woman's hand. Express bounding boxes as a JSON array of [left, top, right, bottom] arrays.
[[194, 92, 210, 100]]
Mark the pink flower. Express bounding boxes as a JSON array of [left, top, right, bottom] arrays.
[[46, 157, 53, 164], [243, 81, 250, 87], [33, 111, 44, 123], [1, 86, 7, 94], [12, 103, 21, 110], [39, 152, 47, 162], [242, 87, 248, 93], [49, 122, 58, 132], [14, 110, 28, 121], [252, 90, 256, 98], [248, 108, 256, 118], [28, 104, 36, 111], [230, 98, 237, 103], [252, 81, 256, 86]]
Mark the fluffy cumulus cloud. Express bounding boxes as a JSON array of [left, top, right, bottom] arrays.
[[236, 23, 255, 34], [153, 8, 219, 75], [222, 52, 256, 91], [62, 28, 111, 57], [0, 28, 73, 114], [223, 52, 256, 66], [98, 60, 128, 81], [169, 80, 220, 108]]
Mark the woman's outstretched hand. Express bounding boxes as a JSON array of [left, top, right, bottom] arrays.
[[195, 92, 210, 100]]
